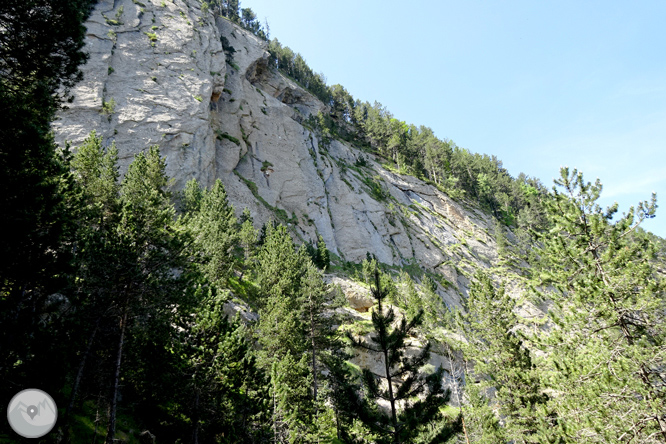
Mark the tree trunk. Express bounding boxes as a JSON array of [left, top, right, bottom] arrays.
[[309, 295, 318, 402], [382, 346, 399, 444], [65, 318, 100, 422], [192, 390, 200, 444], [92, 392, 101, 444], [105, 307, 128, 444]]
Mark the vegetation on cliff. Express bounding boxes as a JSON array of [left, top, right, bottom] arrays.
[[1, 1, 664, 444]]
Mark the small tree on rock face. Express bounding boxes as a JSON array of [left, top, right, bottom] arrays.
[[349, 267, 460, 444], [306, 234, 331, 270]]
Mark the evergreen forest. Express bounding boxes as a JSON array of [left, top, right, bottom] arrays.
[[1, 1, 665, 443]]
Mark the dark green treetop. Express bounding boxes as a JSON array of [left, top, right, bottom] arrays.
[[349, 267, 460, 444]]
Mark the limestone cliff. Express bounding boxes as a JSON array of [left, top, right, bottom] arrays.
[[53, 0, 541, 397], [55, 0, 513, 305]]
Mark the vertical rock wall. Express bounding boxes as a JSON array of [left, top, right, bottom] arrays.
[[54, 0, 226, 189], [55, 1, 504, 303]]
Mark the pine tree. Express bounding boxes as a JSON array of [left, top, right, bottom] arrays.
[[105, 146, 190, 444], [317, 234, 330, 270], [255, 223, 313, 442], [397, 271, 422, 320], [67, 143, 189, 444], [305, 234, 331, 270], [62, 132, 120, 427], [456, 272, 547, 444], [189, 179, 238, 288], [172, 289, 270, 444], [238, 207, 258, 279], [349, 267, 460, 444], [182, 177, 204, 215], [532, 167, 666, 443], [419, 275, 447, 330], [302, 262, 329, 404]]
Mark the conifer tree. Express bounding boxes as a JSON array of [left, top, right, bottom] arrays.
[[419, 275, 447, 330], [456, 272, 547, 443], [306, 234, 331, 270], [182, 177, 204, 215], [172, 289, 269, 444], [188, 179, 238, 288], [68, 143, 188, 444], [533, 167, 666, 443], [106, 146, 190, 443], [302, 262, 330, 403], [255, 223, 313, 442], [238, 207, 258, 279], [317, 234, 331, 270], [301, 259, 355, 441], [62, 133, 120, 427], [397, 271, 422, 320], [349, 267, 460, 444]]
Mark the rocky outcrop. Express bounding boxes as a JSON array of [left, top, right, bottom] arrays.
[[326, 275, 374, 312], [54, 0, 226, 189], [55, 0, 507, 303]]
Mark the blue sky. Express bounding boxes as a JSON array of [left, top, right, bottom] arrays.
[[242, 0, 666, 237]]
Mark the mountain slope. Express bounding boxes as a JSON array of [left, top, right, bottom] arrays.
[[55, 0, 517, 307]]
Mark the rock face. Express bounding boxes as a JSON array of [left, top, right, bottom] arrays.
[[326, 276, 374, 312], [54, 0, 226, 189], [55, 0, 504, 301]]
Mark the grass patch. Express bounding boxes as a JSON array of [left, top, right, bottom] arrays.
[[227, 274, 259, 305], [216, 130, 240, 145], [260, 160, 273, 172], [339, 318, 374, 337], [360, 175, 390, 202], [144, 31, 158, 46]]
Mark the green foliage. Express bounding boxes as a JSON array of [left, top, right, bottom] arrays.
[[349, 267, 461, 443], [361, 174, 390, 202], [67, 140, 191, 443], [494, 219, 507, 257], [268, 39, 332, 104], [144, 31, 157, 46], [456, 272, 547, 443], [171, 289, 270, 442], [395, 271, 422, 320], [306, 234, 331, 270], [261, 159, 274, 171], [101, 97, 116, 115], [216, 130, 241, 145], [306, 111, 334, 148], [265, 30, 550, 227], [530, 167, 666, 443], [187, 179, 238, 288], [0, 0, 94, 409], [7, 0, 666, 440], [355, 155, 369, 168]]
